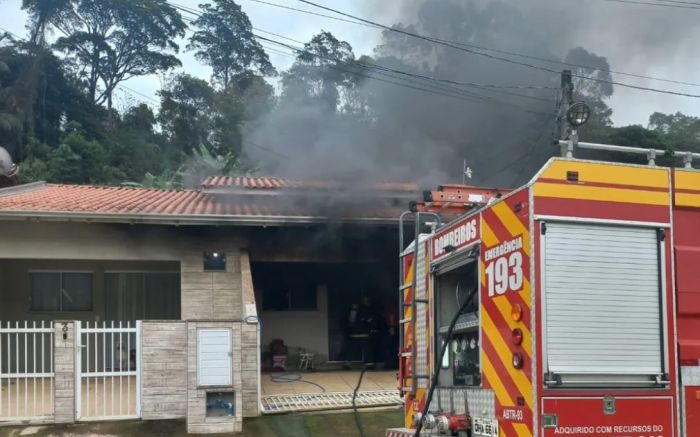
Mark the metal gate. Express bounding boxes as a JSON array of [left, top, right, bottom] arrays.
[[0, 321, 54, 422], [75, 321, 141, 421]]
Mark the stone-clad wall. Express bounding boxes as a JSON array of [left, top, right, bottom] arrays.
[[141, 321, 188, 420], [186, 322, 243, 434], [53, 321, 75, 424], [240, 250, 260, 417], [181, 245, 244, 321]]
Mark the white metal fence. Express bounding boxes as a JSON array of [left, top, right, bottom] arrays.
[[75, 321, 141, 421], [0, 321, 54, 421]]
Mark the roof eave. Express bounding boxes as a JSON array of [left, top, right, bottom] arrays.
[[0, 210, 400, 227]]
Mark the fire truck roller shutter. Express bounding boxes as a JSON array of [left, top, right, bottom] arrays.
[[543, 222, 664, 385]]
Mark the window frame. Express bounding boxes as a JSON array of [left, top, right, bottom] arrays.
[[261, 285, 318, 311], [28, 270, 94, 313], [104, 270, 181, 321]]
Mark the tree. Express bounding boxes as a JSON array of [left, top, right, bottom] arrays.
[[19, 124, 121, 184], [0, 37, 103, 161], [281, 31, 358, 112], [24, 0, 186, 109], [188, 0, 275, 89], [649, 111, 700, 147], [158, 74, 250, 159], [143, 144, 252, 189], [105, 104, 166, 182], [158, 74, 217, 157], [565, 47, 614, 143]]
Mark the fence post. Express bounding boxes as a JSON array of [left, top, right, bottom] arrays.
[[53, 321, 76, 424]]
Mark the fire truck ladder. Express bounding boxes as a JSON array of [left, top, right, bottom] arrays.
[[398, 211, 441, 398]]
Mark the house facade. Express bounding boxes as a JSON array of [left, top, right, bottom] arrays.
[[0, 178, 412, 432]]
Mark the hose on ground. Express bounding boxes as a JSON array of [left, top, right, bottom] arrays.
[[353, 365, 369, 437], [269, 371, 326, 392]]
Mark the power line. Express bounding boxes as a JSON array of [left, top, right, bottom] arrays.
[[241, 0, 700, 88], [174, 0, 558, 101], [243, 140, 292, 159], [242, 0, 375, 28], [256, 36, 557, 116], [168, 1, 558, 114], [652, 0, 700, 5], [599, 0, 700, 9], [295, 0, 700, 97], [260, 42, 534, 109], [254, 28, 557, 94]]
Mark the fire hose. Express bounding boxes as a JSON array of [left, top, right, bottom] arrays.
[[353, 365, 369, 437], [413, 286, 478, 437]]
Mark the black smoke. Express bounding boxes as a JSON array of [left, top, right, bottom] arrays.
[[244, 0, 700, 188]]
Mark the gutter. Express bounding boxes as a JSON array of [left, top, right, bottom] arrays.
[[0, 209, 400, 227]]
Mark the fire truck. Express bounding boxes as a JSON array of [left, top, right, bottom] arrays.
[[387, 151, 700, 437]]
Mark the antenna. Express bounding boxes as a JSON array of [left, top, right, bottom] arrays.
[[462, 160, 472, 185]]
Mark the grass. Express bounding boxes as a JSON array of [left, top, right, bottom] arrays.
[[0, 408, 404, 437]]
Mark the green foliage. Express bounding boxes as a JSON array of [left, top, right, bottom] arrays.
[[158, 74, 217, 156], [158, 73, 248, 157], [143, 144, 253, 189], [28, 0, 186, 109], [281, 31, 358, 112], [4, 1, 699, 192], [188, 0, 275, 89]]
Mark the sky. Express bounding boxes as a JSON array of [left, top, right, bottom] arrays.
[[0, 0, 699, 127]]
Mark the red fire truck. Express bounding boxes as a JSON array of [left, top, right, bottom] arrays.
[[388, 155, 700, 437]]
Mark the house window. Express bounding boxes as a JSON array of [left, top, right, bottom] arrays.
[[203, 252, 226, 271], [104, 272, 180, 323], [254, 262, 319, 311], [262, 282, 317, 311], [30, 272, 93, 312]]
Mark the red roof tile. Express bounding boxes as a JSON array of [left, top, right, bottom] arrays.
[[200, 176, 419, 193], [0, 182, 407, 225]]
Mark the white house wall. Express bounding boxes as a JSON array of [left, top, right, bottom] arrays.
[[258, 285, 329, 363], [0, 220, 263, 429]]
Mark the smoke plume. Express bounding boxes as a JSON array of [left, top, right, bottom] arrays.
[[245, 0, 700, 188]]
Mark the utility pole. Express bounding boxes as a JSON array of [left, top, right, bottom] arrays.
[[559, 70, 577, 158]]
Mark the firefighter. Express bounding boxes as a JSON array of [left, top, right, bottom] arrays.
[[341, 294, 379, 369]]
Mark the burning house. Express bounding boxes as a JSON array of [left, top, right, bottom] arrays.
[[0, 173, 419, 432]]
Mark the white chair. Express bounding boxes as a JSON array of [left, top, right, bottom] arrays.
[[299, 351, 315, 370]]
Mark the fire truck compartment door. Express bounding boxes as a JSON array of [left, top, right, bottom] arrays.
[[541, 396, 675, 437], [543, 223, 664, 379]]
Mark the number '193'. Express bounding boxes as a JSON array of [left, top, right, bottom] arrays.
[[485, 252, 523, 297]]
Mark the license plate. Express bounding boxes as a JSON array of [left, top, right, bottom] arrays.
[[472, 417, 499, 437]]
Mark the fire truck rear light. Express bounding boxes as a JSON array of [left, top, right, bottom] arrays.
[[511, 328, 523, 345], [511, 304, 523, 322], [512, 352, 524, 369]]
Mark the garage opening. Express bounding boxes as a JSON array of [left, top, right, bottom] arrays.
[[252, 261, 397, 369]]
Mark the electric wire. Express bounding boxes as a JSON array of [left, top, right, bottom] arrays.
[[256, 38, 557, 116], [239, 0, 700, 88], [170, 0, 578, 115], [295, 0, 700, 97], [172, 0, 560, 112], [174, 2, 559, 99], [254, 27, 557, 102], [599, 0, 700, 9]]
